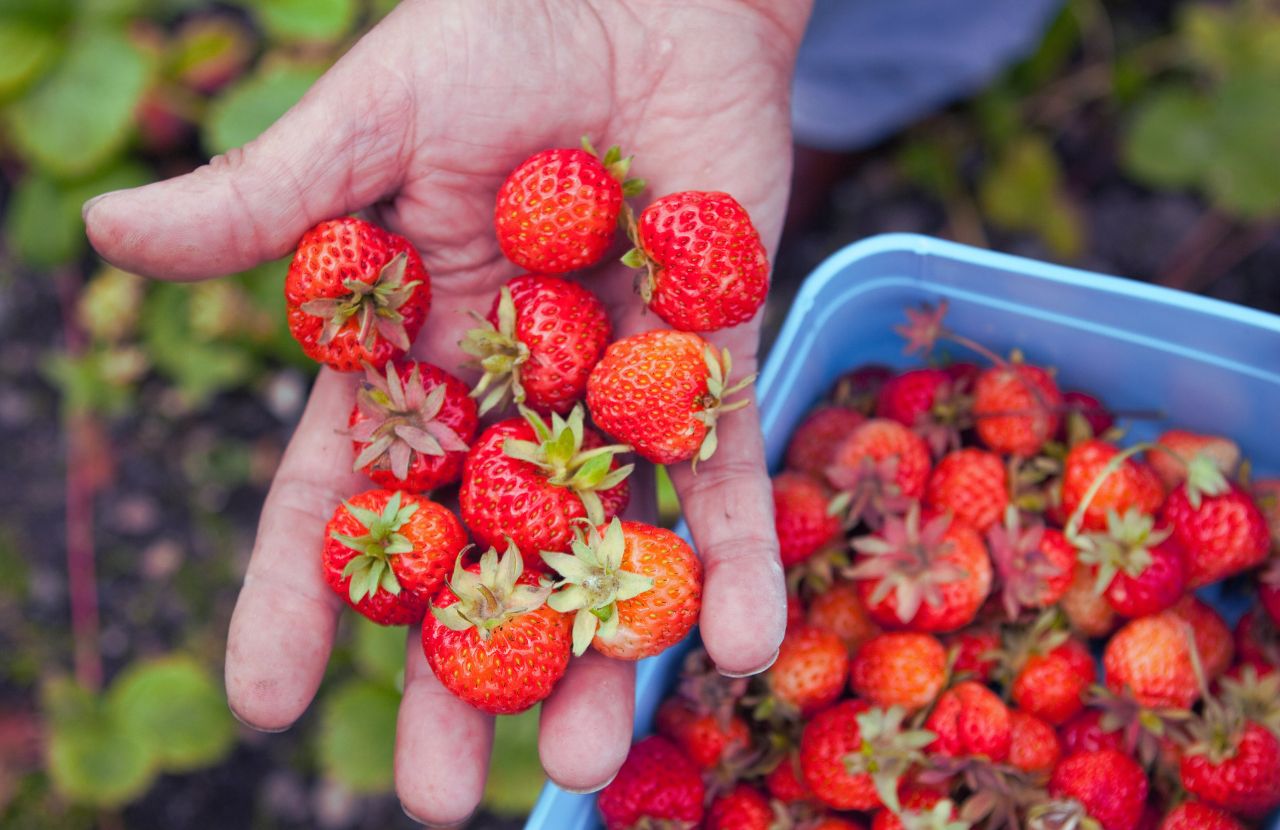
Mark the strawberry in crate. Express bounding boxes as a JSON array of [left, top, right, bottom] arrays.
[[599, 299, 1280, 830]]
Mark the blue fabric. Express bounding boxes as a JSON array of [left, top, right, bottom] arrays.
[[792, 0, 1063, 149]]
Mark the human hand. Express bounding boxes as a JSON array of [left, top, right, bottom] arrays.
[[84, 0, 811, 823]]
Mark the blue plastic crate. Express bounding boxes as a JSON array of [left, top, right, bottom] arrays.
[[526, 233, 1280, 830]]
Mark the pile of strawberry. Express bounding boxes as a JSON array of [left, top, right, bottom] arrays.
[[598, 302, 1280, 830], [280, 139, 768, 714]]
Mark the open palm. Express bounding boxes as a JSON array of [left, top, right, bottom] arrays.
[[85, 0, 810, 823]]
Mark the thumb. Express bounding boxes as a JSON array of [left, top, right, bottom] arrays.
[[84, 31, 409, 281]]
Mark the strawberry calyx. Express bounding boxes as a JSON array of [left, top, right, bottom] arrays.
[[351, 362, 470, 480], [986, 506, 1065, 621], [429, 540, 552, 641], [1182, 451, 1230, 509], [827, 456, 912, 530], [690, 344, 756, 469], [330, 492, 420, 603], [842, 705, 936, 813], [299, 251, 421, 351], [921, 758, 1034, 830], [619, 204, 660, 303], [541, 518, 655, 655], [580, 135, 645, 196], [1219, 663, 1280, 737], [502, 405, 634, 525], [994, 610, 1071, 686], [900, 800, 971, 830], [1073, 508, 1172, 597], [847, 505, 967, 624], [460, 285, 530, 415], [1086, 684, 1192, 769], [1026, 799, 1102, 830]]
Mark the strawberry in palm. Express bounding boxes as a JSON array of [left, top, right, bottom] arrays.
[[848, 505, 992, 633], [423, 541, 570, 714], [349, 361, 476, 492], [460, 405, 631, 566], [587, 329, 754, 465], [322, 490, 467, 626], [542, 518, 701, 660], [286, 217, 430, 371], [494, 137, 642, 274], [623, 190, 769, 331], [460, 274, 611, 415]]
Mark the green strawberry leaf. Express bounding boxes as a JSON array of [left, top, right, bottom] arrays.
[[253, 0, 357, 43], [7, 27, 152, 178], [351, 616, 405, 686], [203, 61, 323, 155], [318, 678, 399, 793], [1122, 85, 1214, 190], [0, 20, 59, 100], [43, 678, 156, 807], [107, 656, 237, 773], [7, 162, 149, 268]]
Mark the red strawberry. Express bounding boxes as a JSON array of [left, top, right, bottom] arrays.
[[1043, 749, 1148, 830], [830, 364, 894, 414], [972, 363, 1063, 457], [1061, 440, 1165, 533], [926, 680, 1012, 761], [1172, 596, 1234, 680], [348, 361, 476, 492], [947, 628, 1001, 683], [849, 631, 947, 715], [422, 542, 570, 714], [285, 217, 430, 371], [875, 368, 950, 426], [1260, 561, 1280, 627], [812, 818, 869, 830], [494, 139, 641, 274], [925, 448, 1008, 532], [849, 508, 993, 633], [1148, 430, 1240, 491], [655, 697, 750, 770], [1181, 715, 1280, 817], [807, 580, 880, 653], [1074, 511, 1187, 618], [800, 701, 930, 812], [871, 789, 953, 830], [597, 736, 705, 830], [1104, 610, 1204, 710], [587, 330, 754, 465], [987, 512, 1075, 619], [705, 784, 773, 830], [1059, 709, 1125, 756], [786, 406, 867, 478], [1061, 561, 1119, 637], [625, 191, 769, 331], [542, 518, 701, 660], [765, 751, 811, 803], [826, 419, 931, 527], [1161, 481, 1269, 588], [1158, 802, 1245, 830], [322, 491, 466, 626], [1011, 637, 1096, 726], [460, 274, 611, 415], [460, 406, 631, 566], [767, 624, 850, 716], [1009, 709, 1062, 773], [774, 471, 842, 567]]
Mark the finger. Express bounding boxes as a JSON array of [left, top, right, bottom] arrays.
[[668, 397, 785, 677], [224, 368, 365, 730], [396, 628, 494, 826], [83, 17, 412, 281], [538, 652, 635, 793]]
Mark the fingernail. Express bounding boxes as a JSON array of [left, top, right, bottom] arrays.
[[717, 647, 779, 678], [81, 189, 123, 221], [560, 770, 618, 795], [402, 803, 475, 828], [229, 705, 292, 734]]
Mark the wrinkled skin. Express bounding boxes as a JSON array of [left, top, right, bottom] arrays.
[[85, 0, 809, 824]]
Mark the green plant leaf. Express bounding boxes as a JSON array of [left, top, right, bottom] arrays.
[[7, 27, 152, 178], [978, 133, 1083, 259], [141, 283, 256, 406], [1203, 72, 1280, 218], [254, 0, 356, 43], [107, 656, 237, 773], [1180, 2, 1280, 79], [317, 678, 399, 793], [351, 616, 405, 686], [202, 61, 323, 155], [43, 679, 155, 807], [0, 21, 59, 99], [482, 708, 544, 815], [1122, 85, 1213, 189]]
